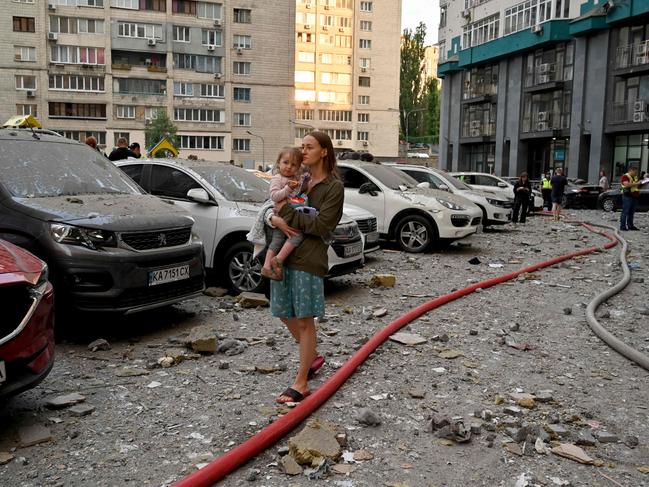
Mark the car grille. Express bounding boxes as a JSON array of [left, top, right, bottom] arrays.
[[74, 275, 204, 311], [450, 215, 470, 227], [121, 227, 191, 251], [355, 217, 377, 234], [2, 283, 33, 341], [331, 237, 363, 258], [471, 217, 482, 226]]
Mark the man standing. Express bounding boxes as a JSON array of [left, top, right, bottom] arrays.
[[108, 137, 137, 161], [550, 167, 568, 221], [129, 142, 142, 159], [540, 171, 552, 211], [620, 166, 643, 231]]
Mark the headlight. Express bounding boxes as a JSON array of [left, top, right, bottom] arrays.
[[191, 230, 202, 243], [486, 198, 503, 206], [31, 264, 49, 298], [436, 198, 465, 211], [332, 222, 360, 241], [50, 223, 116, 250]]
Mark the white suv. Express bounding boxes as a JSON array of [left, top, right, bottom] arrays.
[[451, 171, 544, 210], [338, 162, 482, 252]]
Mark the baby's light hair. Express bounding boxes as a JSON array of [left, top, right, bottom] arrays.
[[272, 147, 303, 175]]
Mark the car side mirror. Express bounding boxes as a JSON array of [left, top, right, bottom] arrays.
[[359, 182, 379, 196], [497, 182, 508, 188], [438, 184, 449, 191], [187, 188, 212, 204], [416, 182, 431, 189]]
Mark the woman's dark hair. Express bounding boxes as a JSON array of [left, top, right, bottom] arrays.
[[519, 172, 528, 180], [306, 131, 338, 178], [360, 152, 374, 162]]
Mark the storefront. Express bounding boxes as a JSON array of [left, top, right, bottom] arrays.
[[611, 133, 649, 180], [525, 137, 570, 179], [460, 142, 495, 173]]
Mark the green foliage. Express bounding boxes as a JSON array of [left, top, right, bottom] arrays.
[[144, 110, 179, 152], [424, 77, 440, 141]]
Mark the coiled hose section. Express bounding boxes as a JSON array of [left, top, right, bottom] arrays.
[[173, 219, 647, 487]]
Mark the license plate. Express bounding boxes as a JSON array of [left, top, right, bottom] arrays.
[[0, 361, 6, 385], [366, 232, 379, 244], [344, 242, 363, 257], [148, 265, 190, 286]]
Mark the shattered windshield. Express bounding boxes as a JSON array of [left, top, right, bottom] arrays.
[[0, 140, 141, 198], [191, 164, 268, 203], [364, 164, 419, 190]]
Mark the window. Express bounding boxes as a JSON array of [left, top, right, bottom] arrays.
[[523, 42, 573, 87], [150, 166, 202, 200], [202, 29, 222, 46], [14, 46, 36, 62], [50, 75, 105, 92], [357, 131, 369, 141], [296, 12, 316, 25], [172, 0, 196, 14], [320, 53, 332, 64], [111, 0, 138, 9], [295, 71, 315, 83], [295, 89, 316, 102], [233, 8, 251, 23], [233, 138, 250, 151], [197, 2, 221, 20], [233, 35, 251, 49], [51, 46, 106, 65], [360, 20, 372, 31], [179, 135, 224, 150], [360, 1, 372, 12], [13, 17, 35, 32], [173, 53, 221, 73], [233, 113, 251, 126], [13, 0, 35, 3], [80, 0, 105, 6], [174, 82, 194, 96], [117, 22, 162, 39], [358, 113, 369, 123], [335, 35, 352, 48], [233, 87, 251, 101], [173, 108, 224, 122], [50, 17, 104, 34], [321, 15, 334, 27], [141, 0, 165, 11], [15, 75, 36, 90], [295, 109, 314, 120], [116, 105, 136, 119], [298, 51, 315, 63], [335, 54, 351, 65], [121, 163, 145, 184], [297, 32, 314, 43], [145, 106, 165, 120], [359, 39, 372, 49], [504, 0, 552, 36], [358, 95, 370, 105], [338, 17, 352, 28], [319, 34, 334, 45], [461, 102, 497, 137], [114, 78, 167, 95], [49, 102, 107, 119], [463, 64, 498, 99], [200, 83, 224, 97], [50, 0, 77, 5], [338, 167, 371, 189], [439, 40, 447, 63], [233, 61, 251, 75], [321, 72, 351, 85], [440, 5, 447, 28], [359, 58, 371, 69], [53, 130, 106, 146], [319, 110, 352, 122], [521, 89, 571, 133], [295, 128, 310, 139], [16, 104, 37, 116], [173, 26, 191, 42], [463, 14, 500, 48], [359, 76, 371, 87]]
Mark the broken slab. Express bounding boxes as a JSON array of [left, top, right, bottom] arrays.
[[87, 338, 110, 352], [279, 455, 303, 476], [389, 332, 427, 346], [19, 424, 53, 447], [186, 325, 217, 354], [68, 404, 95, 417], [551, 443, 595, 465], [46, 393, 86, 409], [288, 420, 341, 466], [368, 274, 396, 288], [0, 452, 14, 465], [235, 292, 269, 308]]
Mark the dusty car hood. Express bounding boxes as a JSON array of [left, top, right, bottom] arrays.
[[398, 188, 478, 209], [341, 203, 374, 220], [14, 194, 194, 231], [0, 239, 44, 286]]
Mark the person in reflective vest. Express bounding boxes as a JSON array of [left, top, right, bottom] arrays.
[[620, 166, 643, 231], [540, 172, 552, 211]]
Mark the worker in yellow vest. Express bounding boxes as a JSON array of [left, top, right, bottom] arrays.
[[540, 171, 552, 211], [620, 166, 644, 231]]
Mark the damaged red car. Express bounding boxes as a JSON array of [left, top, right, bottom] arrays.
[[0, 239, 55, 398]]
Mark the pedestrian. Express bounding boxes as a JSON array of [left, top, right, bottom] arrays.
[[268, 131, 343, 404], [550, 167, 568, 221], [620, 165, 644, 231], [360, 152, 374, 162], [598, 170, 610, 191], [108, 137, 137, 161], [512, 172, 531, 224], [129, 142, 142, 159], [540, 171, 552, 211], [84, 136, 98, 150]]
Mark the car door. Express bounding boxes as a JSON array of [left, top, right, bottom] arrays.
[[148, 164, 219, 268], [402, 169, 449, 192], [338, 166, 387, 233], [475, 174, 512, 199], [638, 186, 649, 211]]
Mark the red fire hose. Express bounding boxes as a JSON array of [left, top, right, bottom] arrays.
[[173, 222, 618, 487]]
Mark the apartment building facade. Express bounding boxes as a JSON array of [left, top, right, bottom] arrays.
[[293, 0, 401, 157], [1, 0, 295, 166], [437, 0, 649, 183]]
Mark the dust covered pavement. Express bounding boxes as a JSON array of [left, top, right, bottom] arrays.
[[1, 211, 648, 487]]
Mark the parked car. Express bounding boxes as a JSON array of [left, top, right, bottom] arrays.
[[116, 159, 365, 294], [561, 181, 602, 209], [338, 161, 482, 252], [598, 186, 649, 212], [385, 164, 512, 226], [0, 239, 55, 398], [0, 129, 205, 313], [451, 172, 544, 210]]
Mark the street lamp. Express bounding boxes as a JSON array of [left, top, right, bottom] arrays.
[[246, 130, 265, 169], [403, 107, 428, 147]]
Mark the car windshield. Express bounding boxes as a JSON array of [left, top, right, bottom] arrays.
[[436, 172, 471, 190], [191, 164, 268, 203], [364, 165, 418, 190], [0, 139, 141, 198]]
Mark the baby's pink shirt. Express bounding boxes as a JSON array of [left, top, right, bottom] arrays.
[[270, 174, 298, 207]]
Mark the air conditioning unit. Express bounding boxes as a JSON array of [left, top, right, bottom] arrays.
[[531, 24, 543, 34], [48, 3, 56, 10], [147, 38, 156, 46], [48, 32, 58, 41], [360, 67, 367, 72], [470, 129, 481, 137], [304, 24, 311, 29], [634, 54, 648, 65], [362, 141, 368, 147], [461, 9, 471, 18], [337, 140, 343, 145], [537, 121, 549, 131], [213, 19, 222, 27], [14, 53, 22, 61], [305, 3, 311, 8], [322, 25, 329, 31], [633, 100, 645, 112], [214, 72, 223, 79], [324, 4, 330, 9], [538, 63, 550, 73], [207, 45, 215, 51], [236, 47, 243, 54], [145, 118, 152, 125], [26, 90, 35, 98], [469, 120, 481, 129], [637, 43, 648, 55], [145, 58, 152, 66], [537, 111, 549, 121], [538, 74, 550, 84], [633, 112, 646, 123], [338, 27, 345, 32]]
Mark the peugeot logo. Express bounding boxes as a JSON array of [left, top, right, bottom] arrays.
[[158, 233, 167, 247]]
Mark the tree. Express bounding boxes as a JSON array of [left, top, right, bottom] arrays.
[[144, 110, 179, 155], [399, 22, 427, 139], [424, 77, 440, 142]]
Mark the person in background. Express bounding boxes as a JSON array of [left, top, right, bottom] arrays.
[[129, 142, 142, 159], [84, 136, 98, 150], [108, 137, 137, 161], [512, 172, 532, 224], [540, 171, 553, 211], [550, 167, 568, 221], [620, 166, 644, 231], [598, 170, 610, 191], [359, 152, 374, 162]]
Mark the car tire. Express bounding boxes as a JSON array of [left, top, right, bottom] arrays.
[[395, 215, 435, 253], [601, 197, 616, 212], [476, 205, 489, 227], [223, 241, 265, 294]]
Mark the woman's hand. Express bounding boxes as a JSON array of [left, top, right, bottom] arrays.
[[272, 215, 300, 239]]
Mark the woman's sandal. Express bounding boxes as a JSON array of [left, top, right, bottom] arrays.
[[308, 355, 325, 380], [270, 257, 284, 280], [276, 387, 311, 404]]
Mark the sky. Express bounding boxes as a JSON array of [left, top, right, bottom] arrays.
[[401, 0, 440, 45]]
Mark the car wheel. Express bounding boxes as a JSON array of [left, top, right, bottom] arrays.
[[601, 197, 616, 212], [395, 215, 435, 253], [223, 241, 265, 294], [476, 205, 489, 227]]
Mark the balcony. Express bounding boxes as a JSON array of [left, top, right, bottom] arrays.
[[524, 63, 567, 91], [462, 82, 497, 103], [111, 50, 167, 71], [609, 100, 649, 124], [461, 122, 496, 139], [521, 110, 570, 136], [614, 41, 649, 74]]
